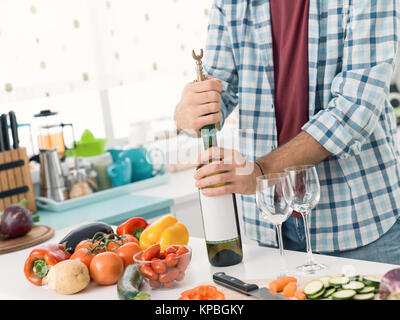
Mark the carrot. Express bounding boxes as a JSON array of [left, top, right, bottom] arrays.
[[294, 289, 306, 300], [269, 276, 297, 292], [283, 282, 297, 297]]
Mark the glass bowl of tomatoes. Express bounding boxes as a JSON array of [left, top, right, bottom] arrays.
[[133, 244, 192, 289]]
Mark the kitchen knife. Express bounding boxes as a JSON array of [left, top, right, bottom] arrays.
[[0, 114, 10, 150], [213, 272, 288, 300], [8, 111, 19, 149]]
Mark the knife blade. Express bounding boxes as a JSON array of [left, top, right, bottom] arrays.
[[0, 114, 10, 151], [8, 111, 19, 149], [213, 272, 288, 300]]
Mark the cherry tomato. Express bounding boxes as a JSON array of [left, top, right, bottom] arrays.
[[106, 234, 138, 252], [176, 246, 189, 256], [151, 258, 167, 274], [115, 242, 141, 267], [159, 267, 179, 283], [177, 254, 191, 272], [164, 245, 179, 256], [163, 281, 175, 288], [165, 253, 179, 267], [149, 279, 161, 288], [70, 248, 96, 270], [140, 264, 158, 280], [89, 252, 124, 285], [142, 244, 160, 261], [176, 271, 185, 281]]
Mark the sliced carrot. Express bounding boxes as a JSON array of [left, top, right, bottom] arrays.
[[283, 282, 297, 297], [294, 289, 306, 300], [269, 276, 297, 292]]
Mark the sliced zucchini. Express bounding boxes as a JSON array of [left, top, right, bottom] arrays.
[[304, 280, 324, 296], [353, 293, 375, 300], [358, 286, 375, 294], [329, 276, 350, 287], [318, 276, 332, 288], [323, 287, 336, 298], [331, 289, 357, 300], [349, 275, 363, 282], [362, 275, 380, 288], [342, 281, 365, 292], [307, 288, 326, 300]]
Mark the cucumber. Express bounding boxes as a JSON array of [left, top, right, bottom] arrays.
[[329, 276, 350, 287], [117, 264, 151, 300], [304, 280, 324, 296], [318, 276, 332, 288], [362, 275, 380, 288], [323, 287, 336, 298], [358, 286, 375, 294], [342, 281, 365, 292], [331, 289, 357, 300], [353, 293, 375, 300], [307, 288, 326, 300]]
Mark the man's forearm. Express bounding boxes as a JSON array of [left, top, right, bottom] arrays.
[[257, 131, 332, 174]]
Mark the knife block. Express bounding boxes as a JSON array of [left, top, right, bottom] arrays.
[[0, 147, 36, 213]]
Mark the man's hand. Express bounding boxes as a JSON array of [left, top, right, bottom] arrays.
[[194, 147, 261, 197], [174, 77, 223, 135]]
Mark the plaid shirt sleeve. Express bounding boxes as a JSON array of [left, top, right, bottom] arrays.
[[303, 1, 399, 159], [203, 0, 239, 126]]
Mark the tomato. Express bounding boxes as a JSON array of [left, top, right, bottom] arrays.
[[149, 279, 161, 288], [107, 234, 139, 252], [140, 264, 158, 280], [70, 248, 96, 270], [178, 285, 225, 300], [151, 258, 167, 274], [75, 239, 103, 253], [176, 271, 185, 281], [142, 244, 160, 261], [165, 253, 179, 267], [89, 252, 124, 285], [176, 246, 189, 256], [159, 267, 179, 283], [163, 245, 179, 256], [115, 242, 141, 267], [163, 281, 175, 288]]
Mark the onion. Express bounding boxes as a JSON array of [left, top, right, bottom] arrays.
[[380, 268, 400, 300], [0, 203, 33, 239]]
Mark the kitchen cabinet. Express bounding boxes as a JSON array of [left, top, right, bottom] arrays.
[[0, 223, 398, 300]]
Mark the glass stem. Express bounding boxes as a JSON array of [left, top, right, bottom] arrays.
[[301, 208, 315, 266], [276, 223, 288, 276]]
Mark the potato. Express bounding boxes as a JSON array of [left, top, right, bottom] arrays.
[[47, 260, 90, 295]]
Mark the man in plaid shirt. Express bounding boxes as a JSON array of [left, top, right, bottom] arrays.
[[175, 0, 400, 264]]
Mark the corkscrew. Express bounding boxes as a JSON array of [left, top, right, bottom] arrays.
[[192, 49, 206, 82]]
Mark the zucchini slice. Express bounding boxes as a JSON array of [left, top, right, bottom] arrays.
[[307, 288, 326, 300], [358, 286, 375, 294], [318, 276, 332, 288], [353, 293, 375, 300], [331, 289, 357, 300], [329, 276, 350, 287], [304, 280, 324, 296], [362, 275, 380, 288], [342, 281, 365, 292], [323, 287, 336, 298]]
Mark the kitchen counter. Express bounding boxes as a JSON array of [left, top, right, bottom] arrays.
[[0, 224, 398, 300]]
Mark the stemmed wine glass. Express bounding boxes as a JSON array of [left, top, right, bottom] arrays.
[[282, 165, 327, 275], [256, 173, 292, 277]]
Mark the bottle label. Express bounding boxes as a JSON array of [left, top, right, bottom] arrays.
[[199, 192, 239, 243]]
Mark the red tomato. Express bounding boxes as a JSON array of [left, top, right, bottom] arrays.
[[163, 245, 179, 256], [142, 244, 160, 261], [165, 253, 179, 267], [115, 242, 141, 267], [70, 248, 96, 270], [75, 239, 104, 253], [89, 252, 124, 285], [151, 258, 167, 274]]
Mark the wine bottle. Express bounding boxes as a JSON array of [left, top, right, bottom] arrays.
[[192, 49, 243, 267]]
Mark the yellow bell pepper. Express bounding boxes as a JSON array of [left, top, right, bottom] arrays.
[[139, 215, 189, 251]]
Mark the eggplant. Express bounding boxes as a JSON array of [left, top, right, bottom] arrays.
[[0, 204, 33, 239], [59, 222, 113, 252], [380, 268, 400, 300]]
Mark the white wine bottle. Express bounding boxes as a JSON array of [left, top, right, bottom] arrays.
[[192, 49, 243, 267]]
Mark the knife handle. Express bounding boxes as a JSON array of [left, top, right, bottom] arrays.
[[0, 114, 10, 150], [9, 111, 19, 149], [213, 272, 259, 294]]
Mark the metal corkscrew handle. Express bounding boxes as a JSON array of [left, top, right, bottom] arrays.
[[192, 49, 206, 82]]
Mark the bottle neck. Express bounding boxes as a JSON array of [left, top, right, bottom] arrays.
[[201, 124, 218, 151]]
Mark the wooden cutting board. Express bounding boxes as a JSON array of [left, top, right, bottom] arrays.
[[0, 225, 54, 254], [211, 277, 381, 300]]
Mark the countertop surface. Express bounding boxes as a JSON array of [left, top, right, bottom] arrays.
[[0, 224, 398, 300]]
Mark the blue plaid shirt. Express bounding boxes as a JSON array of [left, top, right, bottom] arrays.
[[203, 0, 400, 252]]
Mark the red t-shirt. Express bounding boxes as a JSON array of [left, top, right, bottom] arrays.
[[270, 0, 310, 219]]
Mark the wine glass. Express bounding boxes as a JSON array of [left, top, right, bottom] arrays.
[[256, 173, 292, 277], [282, 165, 326, 275]]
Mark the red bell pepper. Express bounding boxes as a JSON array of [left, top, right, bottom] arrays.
[[116, 217, 149, 240], [24, 244, 71, 286]]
